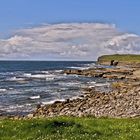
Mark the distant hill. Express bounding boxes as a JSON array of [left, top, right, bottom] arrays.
[[98, 54, 140, 65]]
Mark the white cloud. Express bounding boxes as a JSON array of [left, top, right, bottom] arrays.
[[0, 23, 140, 60]]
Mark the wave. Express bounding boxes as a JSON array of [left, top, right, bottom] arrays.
[[54, 70, 63, 73], [7, 77, 25, 81], [67, 62, 96, 70], [29, 95, 40, 100], [0, 72, 14, 75], [23, 72, 70, 81], [0, 104, 33, 114], [40, 71, 49, 74], [58, 81, 81, 87], [23, 73, 56, 79], [87, 81, 96, 84], [70, 96, 83, 100], [87, 81, 110, 88], [67, 66, 90, 70], [42, 99, 66, 105], [83, 63, 96, 68], [9, 88, 14, 90], [87, 81, 96, 88], [0, 88, 7, 92], [95, 82, 110, 87], [23, 73, 32, 77]]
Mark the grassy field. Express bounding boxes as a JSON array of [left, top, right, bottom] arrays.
[[98, 54, 140, 63], [0, 117, 140, 140]]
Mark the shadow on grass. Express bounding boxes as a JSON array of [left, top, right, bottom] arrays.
[[46, 120, 81, 128]]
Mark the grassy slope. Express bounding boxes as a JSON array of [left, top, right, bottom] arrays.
[[0, 117, 140, 140], [98, 54, 140, 63]]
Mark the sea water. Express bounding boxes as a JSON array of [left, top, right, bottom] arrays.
[[0, 61, 111, 116]]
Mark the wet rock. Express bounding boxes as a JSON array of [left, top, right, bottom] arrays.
[[36, 104, 41, 109], [32, 83, 140, 118], [27, 114, 34, 118], [113, 61, 119, 66], [110, 60, 114, 66], [63, 66, 134, 80], [25, 64, 140, 119]]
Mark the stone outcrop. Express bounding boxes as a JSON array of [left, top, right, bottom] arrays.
[[27, 65, 140, 119], [110, 60, 119, 66], [32, 83, 140, 118], [63, 67, 135, 80]]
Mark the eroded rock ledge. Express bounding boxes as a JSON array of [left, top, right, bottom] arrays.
[[63, 67, 140, 80]]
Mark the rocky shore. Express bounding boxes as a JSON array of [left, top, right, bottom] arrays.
[[28, 63, 140, 119], [1, 56, 140, 119], [63, 62, 140, 80], [31, 82, 139, 118]]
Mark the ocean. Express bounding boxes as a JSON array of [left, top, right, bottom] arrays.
[[0, 61, 111, 116]]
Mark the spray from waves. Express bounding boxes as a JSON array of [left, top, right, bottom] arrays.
[[29, 95, 40, 100], [58, 81, 83, 87], [67, 66, 90, 70], [7, 77, 25, 81], [23, 73, 54, 78], [0, 88, 7, 92], [0, 104, 33, 114], [41, 99, 66, 105], [95, 83, 110, 87]]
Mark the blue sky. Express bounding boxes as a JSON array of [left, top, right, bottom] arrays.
[[0, 0, 140, 60], [0, 0, 140, 36]]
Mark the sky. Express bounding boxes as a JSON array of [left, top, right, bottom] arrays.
[[0, 0, 140, 60]]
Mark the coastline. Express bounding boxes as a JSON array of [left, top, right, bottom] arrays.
[[27, 55, 140, 119], [1, 55, 140, 119], [0, 55, 140, 139], [31, 82, 140, 118]]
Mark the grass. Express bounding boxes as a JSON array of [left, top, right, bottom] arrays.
[[98, 54, 140, 63], [0, 117, 140, 140], [111, 82, 127, 89]]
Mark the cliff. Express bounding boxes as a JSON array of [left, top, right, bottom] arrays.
[[97, 54, 140, 66]]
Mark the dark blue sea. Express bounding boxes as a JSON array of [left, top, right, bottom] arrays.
[[0, 61, 111, 116]]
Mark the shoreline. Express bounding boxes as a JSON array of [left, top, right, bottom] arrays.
[[1, 56, 140, 119], [31, 82, 139, 118], [27, 63, 140, 119]]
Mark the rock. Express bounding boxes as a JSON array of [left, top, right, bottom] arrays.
[[133, 69, 140, 78], [63, 66, 134, 80], [113, 61, 119, 66], [103, 74, 125, 79], [36, 104, 41, 109], [110, 60, 114, 66], [27, 114, 34, 118], [30, 67, 140, 118]]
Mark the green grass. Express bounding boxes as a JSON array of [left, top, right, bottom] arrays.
[[0, 117, 140, 140], [98, 54, 140, 63]]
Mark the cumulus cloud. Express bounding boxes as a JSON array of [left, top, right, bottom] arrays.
[[0, 23, 140, 60]]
